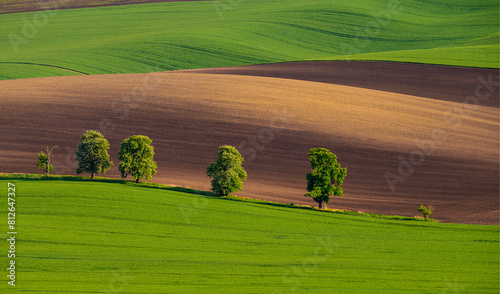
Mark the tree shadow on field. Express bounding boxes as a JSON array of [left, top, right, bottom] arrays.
[[0, 173, 432, 222], [0, 173, 217, 196]]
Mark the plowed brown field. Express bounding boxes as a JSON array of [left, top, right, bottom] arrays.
[[1, 62, 498, 224], [188, 61, 500, 108]]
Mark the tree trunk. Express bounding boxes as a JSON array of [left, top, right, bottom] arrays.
[[46, 163, 49, 176], [91, 171, 94, 179], [318, 200, 327, 210], [135, 178, 139, 183]]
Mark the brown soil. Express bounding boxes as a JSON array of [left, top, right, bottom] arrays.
[[0, 0, 210, 15], [0, 62, 498, 225], [187, 61, 500, 108]]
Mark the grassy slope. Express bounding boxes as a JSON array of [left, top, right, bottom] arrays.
[[0, 63, 83, 80], [328, 33, 500, 68], [1, 176, 498, 293], [0, 0, 498, 80], [0, 0, 196, 14]]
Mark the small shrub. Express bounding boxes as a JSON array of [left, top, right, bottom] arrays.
[[417, 205, 433, 220], [36, 146, 58, 175]]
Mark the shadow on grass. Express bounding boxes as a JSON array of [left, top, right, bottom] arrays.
[[0, 173, 434, 222], [0, 173, 216, 196]]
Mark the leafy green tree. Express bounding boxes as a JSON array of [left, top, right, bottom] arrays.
[[118, 135, 157, 183], [305, 148, 347, 209], [76, 130, 113, 179], [417, 205, 433, 220], [206, 146, 247, 196], [36, 145, 58, 175]]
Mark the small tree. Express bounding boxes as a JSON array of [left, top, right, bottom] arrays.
[[36, 145, 58, 175], [418, 205, 434, 220], [206, 146, 247, 196], [118, 135, 157, 183], [76, 130, 113, 179], [305, 148, 346, 209]]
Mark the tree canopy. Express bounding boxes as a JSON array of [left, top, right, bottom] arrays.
[[305, 147, 347, 209], [118, 135, 157, 183], [206, 146, 247, 196], [76, 130, 113, 179]]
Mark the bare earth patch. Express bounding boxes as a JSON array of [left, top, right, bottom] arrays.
[[187, 61, 500, 108], [1, 62, 498, 224]]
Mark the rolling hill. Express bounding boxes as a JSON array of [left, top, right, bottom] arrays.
[[1, 64, 497, 224], [0, 176, 498, 293], [1, 0, 498, 292], [0, 0, 498, 80]]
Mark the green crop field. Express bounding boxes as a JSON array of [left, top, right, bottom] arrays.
[[1, 176, 498, 293], [0, 0, 498, 80]]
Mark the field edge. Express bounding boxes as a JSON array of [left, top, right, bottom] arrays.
[[0, 173, 466, 225]]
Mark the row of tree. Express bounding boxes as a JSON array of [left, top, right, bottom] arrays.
[[37, 130, 157, 183], [37, 130, 347, 209]]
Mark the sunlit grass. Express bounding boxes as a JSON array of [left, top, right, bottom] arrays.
[[0, 0, 498, 80], [0, 175, 497, 293]]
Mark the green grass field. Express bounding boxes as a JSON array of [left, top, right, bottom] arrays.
[[0, 0, 498, 80], [1, 175, 498, 293]]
